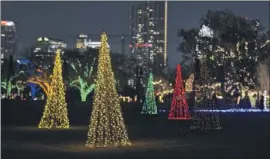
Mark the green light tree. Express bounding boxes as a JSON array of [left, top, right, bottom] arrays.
[[141, 73, 158, 115], [69, 58, 96, 102]]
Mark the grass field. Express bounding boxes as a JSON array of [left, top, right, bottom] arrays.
[[2, 100, 270, 159]]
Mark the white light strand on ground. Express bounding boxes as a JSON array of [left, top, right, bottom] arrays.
[[195, 108, 270, 113]]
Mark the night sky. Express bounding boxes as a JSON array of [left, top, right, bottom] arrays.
[[2, 1, 269, 67]]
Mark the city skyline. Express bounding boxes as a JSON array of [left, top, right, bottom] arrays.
[[2, 1, 269, 67]]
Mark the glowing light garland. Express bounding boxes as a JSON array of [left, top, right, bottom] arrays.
[[86, 32, 130, 148], [156, 90, 173, 103], [69, 58, 96, 102], [38, 49, 70, 129], [168, 64, 191, 120], [193, 82, 267, 109], [141, 73, 158, 115], [153, 79, 173, 103], [119, 95, 134, 103], [27, 73, 52, 97], [195, 108, 270, 113]]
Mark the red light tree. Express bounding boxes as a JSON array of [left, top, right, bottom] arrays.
[[168, 64, 191, 120]]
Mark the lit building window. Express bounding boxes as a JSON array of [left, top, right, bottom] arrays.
[[128, 79, 134, 87]]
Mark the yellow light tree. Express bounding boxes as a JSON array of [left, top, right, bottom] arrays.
[[86, 32, 131, 148], [38, 49, 70, 129]]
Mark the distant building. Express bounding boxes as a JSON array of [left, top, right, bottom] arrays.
[[76, 34, 88, 52], [76, 33, 110, 52], [33, 37, 66, 54], [1, 53, 4, 65], [88, 42, 103, 49], [129, 1, 168, 67], [1, 20, 16, 64], [32, 37, 66, 69]]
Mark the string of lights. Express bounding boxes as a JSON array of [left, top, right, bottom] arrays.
[[153, 79, 173, 103], [120, 96, 135, 103], [195, 108, 270, 113], [27, 73, 52, 97]]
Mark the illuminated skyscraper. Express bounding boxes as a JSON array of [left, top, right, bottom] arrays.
[[129, 1, 168, 68], [1, 21, 16, 64]]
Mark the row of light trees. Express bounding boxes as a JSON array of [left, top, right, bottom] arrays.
[[37, 32, 222, 149], [35, 33, 131, 147]]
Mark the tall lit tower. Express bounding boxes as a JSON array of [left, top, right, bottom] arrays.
[[164, 1, 168, 67], [1, 21, 16, 63], [130, 1, 166, 69]]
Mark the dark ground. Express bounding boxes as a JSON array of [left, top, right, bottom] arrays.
[[2, 100, 270, 159]]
